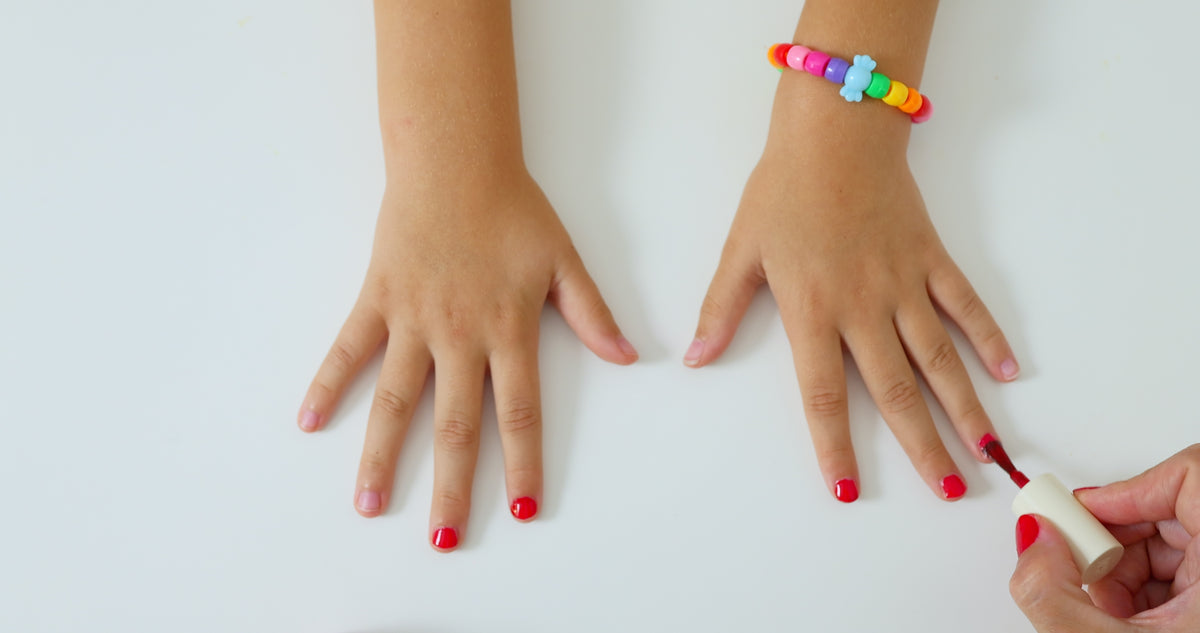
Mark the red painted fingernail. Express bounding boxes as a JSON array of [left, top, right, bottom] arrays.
[[1073, 486, 1099, 494], [941, 474, 967, 500], [510, 497, 538, 521], [1016, 514, 1039, 554], [834, 479, 859, 503], [978, 432, 997, 454], [432, 527, 459, 551]]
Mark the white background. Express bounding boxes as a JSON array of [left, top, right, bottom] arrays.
[[1, 2, 1195, 632]]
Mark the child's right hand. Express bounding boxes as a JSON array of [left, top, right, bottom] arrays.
[[297, 166, 636, 551], [1010, 445, 1200, 632]]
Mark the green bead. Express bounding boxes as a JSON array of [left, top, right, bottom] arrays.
[[865, 72, 891, 99]]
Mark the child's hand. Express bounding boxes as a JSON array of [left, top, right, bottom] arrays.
[[1010, 445, 1200, 632], [298, 168, 637, 550], [686, 86, 1018, 502]]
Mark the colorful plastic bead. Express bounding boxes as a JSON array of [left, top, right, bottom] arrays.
[[767, 44, 786, 70], [773, 43, 794, 69], [882, 80, 909, 107], [823, 57, 850, 84], [803, 50, 831, 78], [865, 72, 891, 99], [786, 45, 811, 71], [910, 96, 933, 123], [898, 89, 924, 114], [839, 55, 876, 102]]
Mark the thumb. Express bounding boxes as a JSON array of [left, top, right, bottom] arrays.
[[685, 248, 763, 368], [1010, 515, 1129, 633], [549, 249, 638, 365]]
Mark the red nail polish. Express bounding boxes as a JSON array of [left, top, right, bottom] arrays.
[[978, 432, 997, 453], [432, 527, 458, 550], [1016, 514, 1039, 554], [510, 497, 538, 521], [834, 479, 859, 503], [1073, 486, 1099, 494], [941, 474, 967, 500]]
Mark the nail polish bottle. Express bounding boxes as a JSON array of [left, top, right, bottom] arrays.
[[1012, 473, 1124, 584]]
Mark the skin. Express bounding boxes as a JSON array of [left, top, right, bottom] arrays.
[[297, 0, 637, 551], [1011, 445, 1200, 632], [687, 0, 1019, 501]]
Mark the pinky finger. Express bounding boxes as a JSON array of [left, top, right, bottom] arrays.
[[927, 264, 1019, 382], [298, 304, 387, 432]]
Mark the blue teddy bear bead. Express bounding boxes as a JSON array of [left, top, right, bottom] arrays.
[[839, 55, 877, 102]]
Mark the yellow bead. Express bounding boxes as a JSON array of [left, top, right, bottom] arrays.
[[882, 81, 909, 107]]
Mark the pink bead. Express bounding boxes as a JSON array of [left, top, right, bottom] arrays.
[[786, 45, 811, 71], [803, 51, 831, 77], [910, 96, 934, 123]]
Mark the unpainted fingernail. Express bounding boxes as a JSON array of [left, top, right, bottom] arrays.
[[617, 336, 638, 359], [1016, 514, 1040, 554], [356, 490, 381, 513], [299, 409, 321, 432], [683, 339, 705, 366], [432, 527, 459, 551], [941, 474, 967, 500], [1000, 358, 1020, 381]]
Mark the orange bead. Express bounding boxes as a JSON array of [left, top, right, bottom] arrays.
[[899, 89, 924, 114]]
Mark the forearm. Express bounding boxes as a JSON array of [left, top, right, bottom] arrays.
[[373, 0, 524, 183], [767, 0, 940, 155]]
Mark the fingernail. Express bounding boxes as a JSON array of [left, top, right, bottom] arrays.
[[683, 339, 705, 366], [356, 490, 381, 513], [299, 409, 320, 431], [510, 497, 538, 521], [1000, 358, 1020, 381], [941, 474, 967, 500], [432, 527, 459, 551], [1016, 514, 1040, 554], [617, 336, 639, 359], [1073, 486, 1100, 494], [978, 432, 997, 453], [834, 479, 859, 503]]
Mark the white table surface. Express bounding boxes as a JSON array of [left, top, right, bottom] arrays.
[[2, 2, 1196, 632]]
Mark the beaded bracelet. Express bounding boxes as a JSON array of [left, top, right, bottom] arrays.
[[768, 43, 933, 124]]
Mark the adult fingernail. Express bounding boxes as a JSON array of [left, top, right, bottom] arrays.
[[1016, 514, 1040, 554], [1073, 486, 1100, 494], [356, 490, 381, 513], [298, 409, 320, 431], [683, 339, 705, 366], [510, 497, 538, 521], [1000, 358, 1020, 381], [941, 474, 967, 500], [432, 527, 459, 551], [617, 336, 639, 359], [834, 479, 859, 503]]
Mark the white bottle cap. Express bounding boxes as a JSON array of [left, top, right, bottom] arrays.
[[1011, 473, 1124, 584]]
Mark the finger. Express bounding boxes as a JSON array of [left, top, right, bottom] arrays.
[[784, 320, 858, 503], [894, 301, 994, 461], [927, 264, 1020, 382], [845, 323, 966, 501], [490, 333, 543, 522], [354, 336, 431, 518], [1076, 445, 1200, 535], [1011, 516, 1129, 633], [299, 304, 387, 432], [429, 352, 487, 552], [685, 245, 764, 367], [549, 249, 637, 365], [1089, 539, 1149, 618]]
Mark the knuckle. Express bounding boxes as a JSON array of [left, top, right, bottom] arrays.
[[358, 452, 392, 480], [814, 444, 856, 466], [433, 488, 469, 510], [498, 399, 541, 435], [959, 291, 983, 320], [910, 436, 948, 466], [372, 387, 413, 420], [435, 417, 478, 451], [956, 400, 988, 428], [806, 389, 847, 417], [326, 340, 359, 372], [699, 293, 725, 322], [1008, 568, 1060, 624], [880, 379, 922, 414], [926, 341, 960, 374]]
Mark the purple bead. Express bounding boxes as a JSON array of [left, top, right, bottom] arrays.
[[824, 57, 850, 84]]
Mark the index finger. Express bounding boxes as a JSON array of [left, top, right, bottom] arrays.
[[1078, 445, 1200, 535]]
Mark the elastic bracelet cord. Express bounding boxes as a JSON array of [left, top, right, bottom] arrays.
[[768, 43, 933, 124]]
